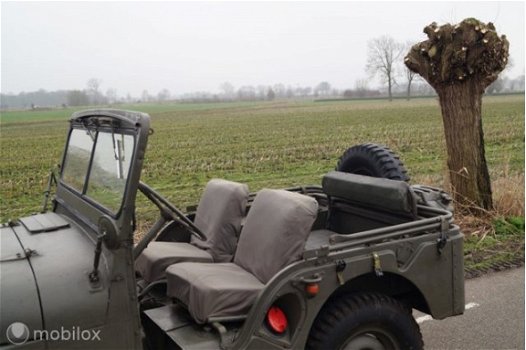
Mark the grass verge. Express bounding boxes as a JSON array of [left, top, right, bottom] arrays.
[[435, 174, 524, 278], [462, 214, 524, 278]]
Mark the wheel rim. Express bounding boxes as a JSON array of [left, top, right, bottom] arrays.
[[341, 327, 400, 350]]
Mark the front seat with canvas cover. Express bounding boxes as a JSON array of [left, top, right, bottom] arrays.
[[135, 179, 249, 283], [165, 189, 318, 324]]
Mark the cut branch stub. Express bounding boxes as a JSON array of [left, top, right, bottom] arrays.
[[404, 18, 509, 90]]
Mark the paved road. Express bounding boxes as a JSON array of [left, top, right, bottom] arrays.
[[417, 267, 524, 349]]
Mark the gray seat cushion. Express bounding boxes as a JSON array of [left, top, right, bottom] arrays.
[[135, 179, 249, 283], [191, 179, 250, 262], [166, 262, 263, 324], [166, 189, 318, 323], [234, 189, 318, 284], [135, 242, 213, 282]]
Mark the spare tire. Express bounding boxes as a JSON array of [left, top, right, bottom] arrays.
[[336, 143, 410, 182]]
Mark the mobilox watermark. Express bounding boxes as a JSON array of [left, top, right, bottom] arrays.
[[6, 322, 101, 345]]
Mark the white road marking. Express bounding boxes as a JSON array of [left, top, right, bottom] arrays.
[[416, 315, 433, 324], [416, 302, 480, 324], [465, 302, 480, 310]]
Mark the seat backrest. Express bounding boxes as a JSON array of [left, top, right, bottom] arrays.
[[191, 179, 249, 262], [234, 189, 318, 284], [322, 171, 418, 217], [322, 171, 418, 234]]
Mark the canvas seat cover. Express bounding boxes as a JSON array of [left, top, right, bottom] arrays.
[[166, 262, 263, 324], [166, 189, 318, 323], [135, 179, 249, 282], [135, 242, 213, 282]]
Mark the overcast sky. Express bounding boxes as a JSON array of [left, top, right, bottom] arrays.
[[1, 1, 524, 96]]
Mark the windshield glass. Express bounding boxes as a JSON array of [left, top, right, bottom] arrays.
[[61, 129, 95, 192], [86, 132, 134, 212], [61, 127, 135, 215]]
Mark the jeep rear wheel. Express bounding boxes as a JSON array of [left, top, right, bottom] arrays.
[[336, 143, 410, 182], [306, 293, 423, 350]]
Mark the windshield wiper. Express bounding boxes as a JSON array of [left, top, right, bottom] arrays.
[[112, 130, 124, 179]]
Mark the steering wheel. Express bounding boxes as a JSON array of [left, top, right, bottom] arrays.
[[137, 182, 207, 241], [133, 183, 207, 260]]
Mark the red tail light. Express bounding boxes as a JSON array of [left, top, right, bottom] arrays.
[[266, 306, 288, 334], [305, 283, 320, 296]]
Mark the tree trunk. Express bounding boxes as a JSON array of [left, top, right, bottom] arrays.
[[406, 81, 411, 101], [404, 18, 508, 214], [437, 81, 493, 212], [388, 78, 392, 101]]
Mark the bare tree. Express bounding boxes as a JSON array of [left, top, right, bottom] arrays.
[[405, 19, 509, 212], [157, 89, 170, 102], [267, 88, 275, 101], [294, 86, 303, 97], [286, 86, 294, 98], [237, 86, 256, 100], [487, 56, 513, 94], [219, 82, 235, 99], [354, 79, 369, 98], [273, 83, 286, 98], [106, 88, 117, 104], [366, 36, 403, 101], [315, 82, 331, 96], [486, 76, 507, 94], [402, 41, 419, 100], [87, 78, 101, 94], [509, 74, 524, 91], [404, 67, 417, 100], [141, 90, 150, 103], [256, 85, 268, 100], [67, 90, 89, 106], [86, 78, 102, 105], [293, 86, 313, 98]]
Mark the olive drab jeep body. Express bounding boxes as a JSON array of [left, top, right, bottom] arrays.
[[0, 110, 464, 350]]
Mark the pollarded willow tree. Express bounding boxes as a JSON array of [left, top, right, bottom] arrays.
[[405, 18, 509, 212]]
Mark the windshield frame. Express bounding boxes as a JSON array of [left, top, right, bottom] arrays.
[[53, 109, 150, 243]]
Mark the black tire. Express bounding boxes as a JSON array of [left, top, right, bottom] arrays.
[[306, 293, 423, 350], [336, 143, 410, 182]]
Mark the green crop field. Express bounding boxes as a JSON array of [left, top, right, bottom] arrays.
[[1, 95, 524, 224]]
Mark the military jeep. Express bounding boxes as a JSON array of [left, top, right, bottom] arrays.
[[0, 109, 464, 349]]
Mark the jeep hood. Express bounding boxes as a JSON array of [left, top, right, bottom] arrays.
[[0, 223, 43, 345], [0, 213, 108, 344]]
